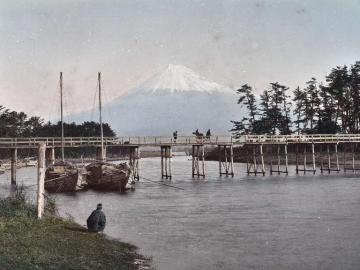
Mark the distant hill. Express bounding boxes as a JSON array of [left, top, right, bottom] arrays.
[[72, 65, 244, 136]]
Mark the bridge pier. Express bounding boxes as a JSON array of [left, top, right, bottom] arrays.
[[296, 143, 316, 174], [218, 145, 234, 177], [192, 145, 205, 178], [320, 143, 340, 173], [270, 144, 288, 175], [129, 146, 140, 181], [11, 148, 17, 185], [246, 144, 265, 176], [45, 147, 55, 166], [96, 146, 106, 162], [161, 146, 172, 179]]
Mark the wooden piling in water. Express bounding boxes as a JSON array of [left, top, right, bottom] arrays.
[[11, 148, 17, 185], [230, 145, 234, 176], [312, 143, 316, 174], [335, 143, 340, 172], [303, 145, 307, 174], [352, 143, 355, 173], [260, 144, 265, 176], [218, 145, 222, 176], [285, 144, 288, 174], [296, 144, 299, 174], [37, 143, 46, 219]]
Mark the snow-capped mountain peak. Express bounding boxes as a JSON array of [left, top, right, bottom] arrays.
[[134, 64, 231, 94]]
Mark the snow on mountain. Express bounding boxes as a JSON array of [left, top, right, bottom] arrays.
[[133, 64, 232, 94], [72, 65, 245, 136]]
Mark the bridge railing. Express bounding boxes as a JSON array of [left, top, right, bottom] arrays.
[[3, 134, 360, 147], [0, 136, 234, 147], [243, 134, 360, 143]]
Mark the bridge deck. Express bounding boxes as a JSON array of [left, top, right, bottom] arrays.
[[0, 134, 360, 148]]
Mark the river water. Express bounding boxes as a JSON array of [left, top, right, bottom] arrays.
[[1, 156, 360, 270]]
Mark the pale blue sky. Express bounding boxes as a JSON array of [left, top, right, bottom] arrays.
[[1, 0, 359, 120]]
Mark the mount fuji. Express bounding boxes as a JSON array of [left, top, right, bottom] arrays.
[[73, 65, 243, 136]]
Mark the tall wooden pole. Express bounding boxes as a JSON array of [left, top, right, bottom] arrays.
[[60, 72, 65, 161], [37, 143, 46, 219], [98, 72, 105, 161]]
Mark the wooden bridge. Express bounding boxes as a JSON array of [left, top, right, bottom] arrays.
[[1, 134, 360, 148], [2, 133, 360, 183], [3, 134, 360, 218]]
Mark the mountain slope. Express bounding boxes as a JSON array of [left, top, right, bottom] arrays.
[[73, 65, 243, 136]]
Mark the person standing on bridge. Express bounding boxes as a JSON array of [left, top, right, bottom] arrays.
[[173, 130, 178, 143], [87, 203, 106, 233], [206, 129, 211, 139]]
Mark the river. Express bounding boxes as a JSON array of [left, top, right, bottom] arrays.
[[1, 156, 360, 270]]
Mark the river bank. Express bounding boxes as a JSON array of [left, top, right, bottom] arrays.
[[0, 189, 151, 270]]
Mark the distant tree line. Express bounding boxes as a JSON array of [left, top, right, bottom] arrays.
[[0, 106, 115, 137], [231, 60, 360, 137], [0, 106, 117, 159]]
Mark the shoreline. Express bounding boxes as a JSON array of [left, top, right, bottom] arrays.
[[0, 189, 153, 270]]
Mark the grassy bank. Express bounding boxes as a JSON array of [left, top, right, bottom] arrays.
[[0, 188, 150, 270]]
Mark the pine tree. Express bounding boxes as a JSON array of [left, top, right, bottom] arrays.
[[303, 78, 321, 133], [292, 86, 306, 134], [230, 84, 258, 136]]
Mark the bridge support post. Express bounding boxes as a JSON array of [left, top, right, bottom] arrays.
[[352, 143, 355, 173], [161, 146, 172, 179], [270, 144, 287, 175], [96, 146, 106, 162], [247, 146, 257, 175], [335, 143, 340, 172], [285, 144, 289, 174], [327, 144, 332, 173], [192, 145, 205, 178], [259, 144, 265, 175], [296, 144, 299, 174], [45, 147, 55, 166], [129, 146, 140, 181], [218, 145, 234, 177], [303, 145, 307, 174], [343, 143, 347, 173], [11, 148, 17, 185], [312, 143, 316, 174]]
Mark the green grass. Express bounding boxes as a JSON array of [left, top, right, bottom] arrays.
[[0, 188, 149, 270]]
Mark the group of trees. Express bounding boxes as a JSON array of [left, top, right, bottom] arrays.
[[231, 61, 360, 137], [0, 106, 115, 137]]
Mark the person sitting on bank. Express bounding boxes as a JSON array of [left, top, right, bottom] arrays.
[[87, 203, 106, 233]]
